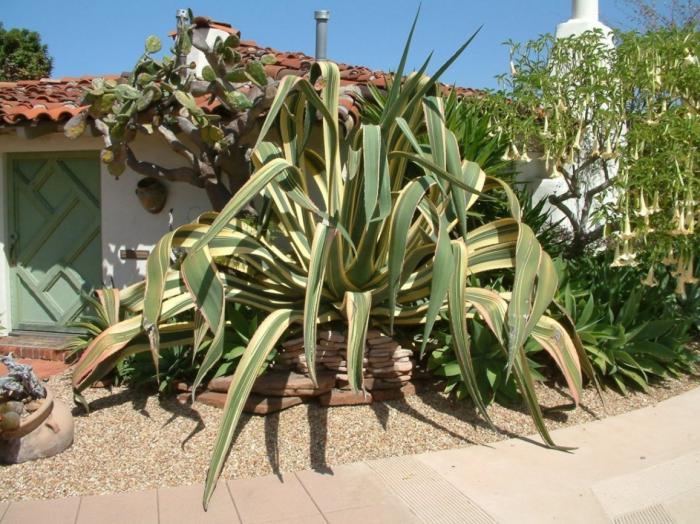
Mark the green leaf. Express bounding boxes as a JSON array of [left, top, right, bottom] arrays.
[[245, 61, 268, 86], [145, 35, 162, 54], [303, 222, 336, 386], [344, 291, 373, 392], [225, 91, 253, 111], [224, 34, 240, 48], [203, 309, 301, 509], [202, 65, 217, 82]]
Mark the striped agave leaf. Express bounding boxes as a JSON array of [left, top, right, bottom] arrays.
[[72, 30, 590, 510]]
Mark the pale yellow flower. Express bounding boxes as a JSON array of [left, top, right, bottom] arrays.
[[641, 265, 658, 287]]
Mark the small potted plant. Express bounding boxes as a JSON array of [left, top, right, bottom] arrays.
[[0, 355, 74, 463]]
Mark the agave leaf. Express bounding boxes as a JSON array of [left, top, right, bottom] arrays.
[[344, 291, 373, 392], [506, 224, 557, 374], [304, 222, 337, 386], [447, 240, 493, 426], [387, 176, 437, 332], [96, 288, 120, 326], [203, 309, 301, 509], [419, 202, 454, 356], [181, 246, 227, 393]]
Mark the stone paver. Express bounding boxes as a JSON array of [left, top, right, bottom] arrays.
[[0, 503, 7, 522], [665, 488, 700, 523], [228, 473, 321, 523], [592, 450, 700, 519], [1, 497, 79, 524], [158, 483, 240, 524], [76, 489, 158, 524], [324, 501, 421, 524], [417, 386, 700, 524], [295, 462, 400, 514]]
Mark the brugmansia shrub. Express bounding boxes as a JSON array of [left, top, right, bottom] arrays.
[[72, 24, 588, 508], [477, 29, 699, 272]]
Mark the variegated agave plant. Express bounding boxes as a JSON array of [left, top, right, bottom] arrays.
[[72, 26, 589, 508]]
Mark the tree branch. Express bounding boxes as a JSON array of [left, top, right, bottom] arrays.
[[126, 146, 203, 186]]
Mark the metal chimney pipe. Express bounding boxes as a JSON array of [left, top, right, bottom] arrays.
[[314, 10, 330, 60], [175, 9, 189, 72]]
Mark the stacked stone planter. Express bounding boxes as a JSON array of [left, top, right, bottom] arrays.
[[191, 327, 431, 414], [275, 328, 414, 388]]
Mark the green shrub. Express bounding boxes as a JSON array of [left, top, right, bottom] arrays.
[[556, 255, 698, 393]]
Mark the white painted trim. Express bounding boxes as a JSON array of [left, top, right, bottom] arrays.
[[0, 152, 10, 335]]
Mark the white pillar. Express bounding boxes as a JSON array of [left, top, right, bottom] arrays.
[[573, 0, 599, 21], [556, 0, 612, 42]]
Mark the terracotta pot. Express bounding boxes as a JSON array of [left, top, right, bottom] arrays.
[[135, 177, 168, 214], [0, 388, 74, 464]]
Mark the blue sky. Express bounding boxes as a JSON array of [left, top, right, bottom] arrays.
[[3, 1, 634, 89]]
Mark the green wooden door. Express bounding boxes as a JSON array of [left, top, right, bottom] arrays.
[[7, 152, 102, 332]]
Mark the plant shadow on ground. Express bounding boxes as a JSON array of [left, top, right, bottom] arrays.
[[70, 384, 209, 450], [254, 388, 537, 479]]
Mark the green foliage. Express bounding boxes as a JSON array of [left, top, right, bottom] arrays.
[[555, 255, 698, 393], [0, 23, 52, 81], [473, 28, 699, 262], [428, 321, 546, 406]]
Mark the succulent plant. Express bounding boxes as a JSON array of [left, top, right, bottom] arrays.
[[65, 11, 278, 211]]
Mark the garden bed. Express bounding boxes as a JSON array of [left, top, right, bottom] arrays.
[[1, 365, 698, 502]]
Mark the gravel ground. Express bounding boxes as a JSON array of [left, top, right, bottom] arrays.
[[1, 367, 699, 502]]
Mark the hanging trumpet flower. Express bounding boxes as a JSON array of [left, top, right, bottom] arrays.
[[684, 255, 699, 285], [650, 191, 661, 214], [636, 189, 650, 217], [671, 204, 687, 235], [683, 48, 698, 66], [662, 247, 676, 266], [610, 242, 624, 267], [600, 135, 615, 160], [641, 265, 658, 287], [619, 213, 637, 240]]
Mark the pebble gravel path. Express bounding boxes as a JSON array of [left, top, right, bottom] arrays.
[[1, 368, 698, 501]]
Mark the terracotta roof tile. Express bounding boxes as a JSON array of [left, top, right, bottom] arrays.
[[0, 19, 480, 126]]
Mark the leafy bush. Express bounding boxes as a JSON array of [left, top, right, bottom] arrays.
[[68, 290, 262, 392], [556, 255, 698, 393], [428, 320, 547, 405]]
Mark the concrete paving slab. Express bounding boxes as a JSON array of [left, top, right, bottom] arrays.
[[366, 455, 495, 524], [295, 462, 399, 513], [265, 515, 327, 524], [76, 489, 158, 524], [324, 502, 422, 524], [665, 487, 700, 523], [612, 504, 674, 524], [1, 497, 79, 524], [416, 387, 700, 523], [0, 502, 8, 522], [592, 450, 700, 519], [158, 483, 239, 523], [228, 473, 321, 523]]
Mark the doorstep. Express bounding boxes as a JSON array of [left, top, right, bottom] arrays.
[[0, 333, 73, 362]]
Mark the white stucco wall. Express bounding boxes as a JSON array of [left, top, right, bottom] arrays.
[[0, 130, 211, 333]]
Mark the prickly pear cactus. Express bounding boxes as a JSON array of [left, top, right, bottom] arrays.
[[0, 354, 46, 401]]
